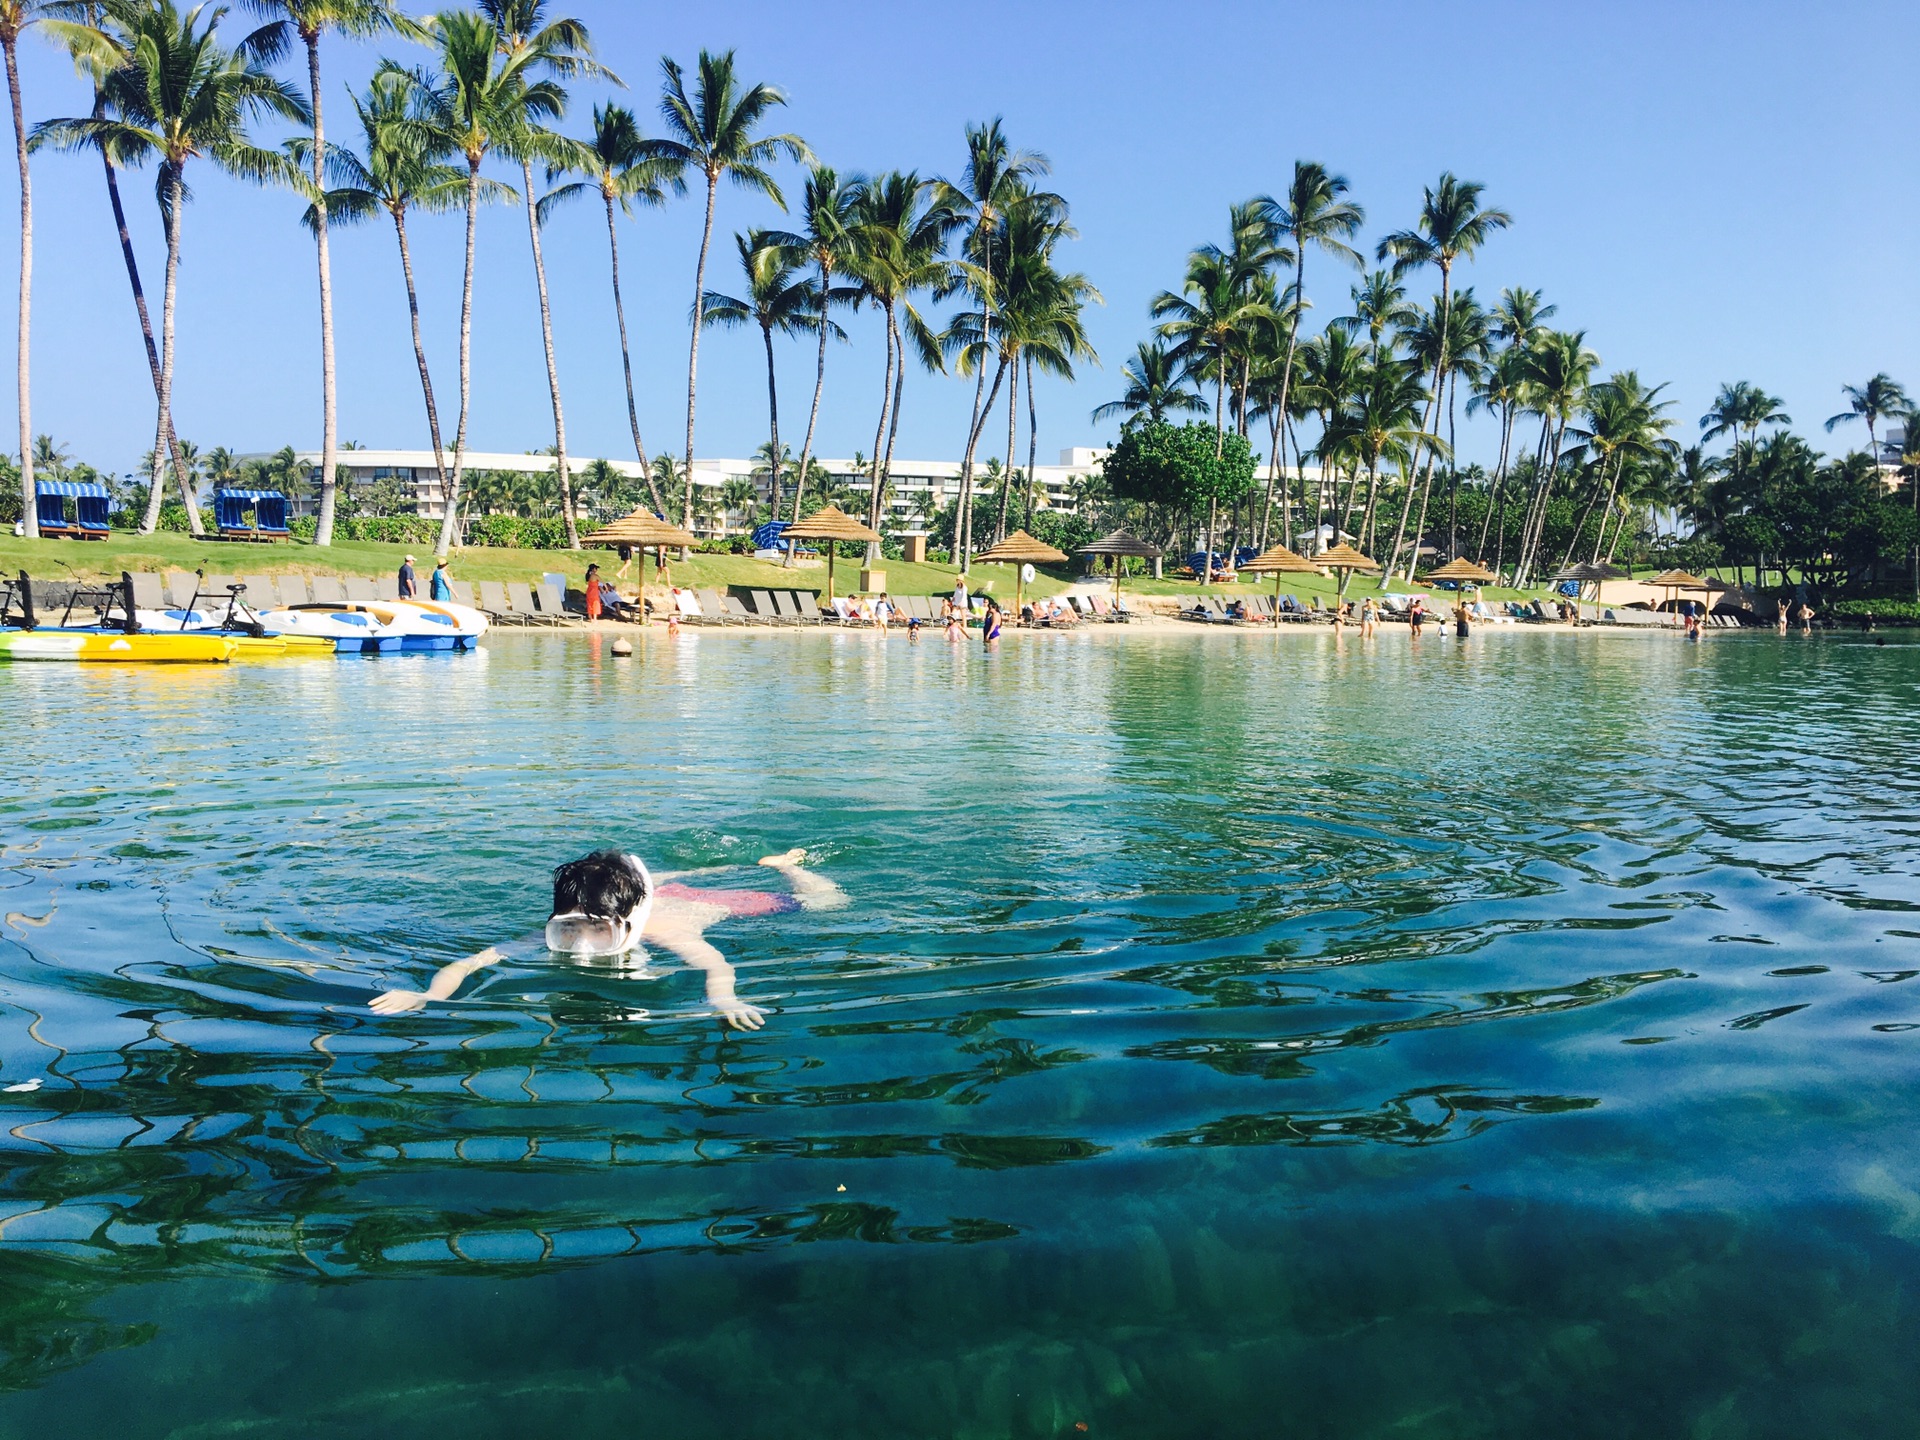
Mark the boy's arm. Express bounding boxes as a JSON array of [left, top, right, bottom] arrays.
[[647, 920, 765, 1031], [369, 946, 507, 1014]]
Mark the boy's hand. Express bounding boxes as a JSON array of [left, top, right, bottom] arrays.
[[715, 998, 766, 1031], [369, 989, 430, 1015]]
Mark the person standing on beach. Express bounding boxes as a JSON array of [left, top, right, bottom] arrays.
[[616, 544, 634, 581], [1454, 601, 1471, 638], [952, 577, 969, 617], [1409, 597, 1425, 635], [398, 555, 418, 599], [430, 559, 452, 601], [584, 563, 604, 622], [1361, 597, 1379, 639]]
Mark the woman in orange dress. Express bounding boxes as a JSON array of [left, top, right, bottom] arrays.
[[584, 563, 603, 621]]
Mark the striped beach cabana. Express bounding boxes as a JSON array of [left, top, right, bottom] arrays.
[[35, 479, 110, 540], [214, 488, 290, 540]]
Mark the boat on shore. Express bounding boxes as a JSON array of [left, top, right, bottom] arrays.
[[269, 599, 488, 651], [0, 630, 239, 663]]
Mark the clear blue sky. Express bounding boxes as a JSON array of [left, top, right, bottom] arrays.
[[9, 0, 1916, 477]]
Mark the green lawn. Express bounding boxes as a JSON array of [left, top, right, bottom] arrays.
[[0, 530, 1558, 606]]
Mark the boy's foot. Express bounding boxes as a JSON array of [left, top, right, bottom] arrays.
[[758, 848, 807, 869]]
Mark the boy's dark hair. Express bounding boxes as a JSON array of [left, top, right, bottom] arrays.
[[551, 850, 649, 919]]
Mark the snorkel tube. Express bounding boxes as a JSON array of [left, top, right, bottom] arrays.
[[544, 854, 654, 955]]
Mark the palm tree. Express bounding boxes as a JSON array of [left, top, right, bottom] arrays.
[[847, 170, 955, 544], [1512, 330, 1598, 586], [38, 0, 304, 538], [1092, 339, 1203, 425], [37, 2, 201, 532], [700, 230, 823, 524], [719, 475, 756, 534], [244, 0, 401, 547], [939, 118, 1056, 572], [1561, 369, 1676, 566], [411, 10, 552, 557], [0, 0, 46, 536], [764, 164, 860, 517], [538, 101, 679, 516], [1295, 323, 1364, 547], [478, 0, 610, 552], [1376, 174, 1511, 580], [652, 49, 807, 531], [309, 67, 490, 531], [1825, 373, 1908, 458], [1256, 161, 1363, 542], [1700, 381, 1789, 449]]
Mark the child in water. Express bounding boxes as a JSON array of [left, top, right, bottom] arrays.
[[369, 848, 846, 1029]]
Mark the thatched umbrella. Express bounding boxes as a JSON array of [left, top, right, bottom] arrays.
[[1426, 558, 1498, 585], [1646, 568, 1709, 627], [1314, 541, 1381, 604], [977, 530, 1067, 616], [1077, 530, 1163, 611], [1238, 542, 1322, 618], [781, 504, 882, 603], [583, 509, 700, 602]]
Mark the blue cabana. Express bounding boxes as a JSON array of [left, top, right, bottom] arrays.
[[215, 487, 289, 539], [35, 479, 110, 539]]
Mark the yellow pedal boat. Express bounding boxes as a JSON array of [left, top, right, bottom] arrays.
[[0, 630, 239, 663]]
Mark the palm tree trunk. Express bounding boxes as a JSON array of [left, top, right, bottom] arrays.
[[1024, 353, 1040, 535], [294, 35, 339, 548], [604, 190, 662, 515], [683, 170, 717, 534], [149, 170, 197, 537], [1268, 251, 1307, 552], [759, 321, 782, 528], [1257, 410, 1281, 549], [881, 305, 907, 519], [1477, 406, 1513, 561], [521, 158, 578, 549], [956, 303, 992, 572], [1585, 457, 1626, 565], [792, 256, 830, 522], [435, 162, 481, 559], [1287, 416, 1307, 551], [955, 354, 1008, 575], [993, 353, 1018, 546], [4, 36, 29, 539], [863, 308, 895, 561], [391, 208, 449, 516], [100, 109, 189, 537]]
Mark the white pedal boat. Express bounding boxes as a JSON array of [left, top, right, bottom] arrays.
[[279, 599, 487, 651]]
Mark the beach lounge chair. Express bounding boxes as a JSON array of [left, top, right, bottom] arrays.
[[375, 575, 401, 601], [748, 590, 789, 624], [794, 591, 830, 625], [773, 590, 811, 624], [450, 579, 475, 606], [243, 575, 273, 605], [310, 576, 347, 604], [695, 589, 737, 625], [476, 579, 525, 626], [723, 595, 755, 623], [509, 581, 565, 626], [535, 582, 574, 623], [344, 576, 378, 602], [275, 575, 310, 607]]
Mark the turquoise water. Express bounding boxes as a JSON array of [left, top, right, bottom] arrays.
[[2, 626, 1919, 1437]]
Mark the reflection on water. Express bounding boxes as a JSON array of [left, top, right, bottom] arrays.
[[2, 629, 1920, 1435]]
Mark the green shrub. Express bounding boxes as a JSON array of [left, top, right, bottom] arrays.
[[1831, 598, 1920, 623]]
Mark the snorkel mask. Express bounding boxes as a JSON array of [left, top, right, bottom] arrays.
[[544, 853, 654, 956]]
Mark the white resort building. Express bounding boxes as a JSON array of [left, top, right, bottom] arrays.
[[268, 447, 1118, 537]]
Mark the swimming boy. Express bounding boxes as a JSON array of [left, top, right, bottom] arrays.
[[369, 848, 846, 1029]]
